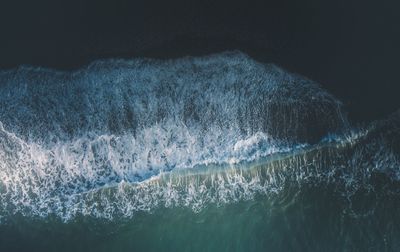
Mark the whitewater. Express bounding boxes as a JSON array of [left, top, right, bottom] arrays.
[[1, 51, 400, 251]]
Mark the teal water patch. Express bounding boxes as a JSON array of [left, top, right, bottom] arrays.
[[2, 179, 400, 252]]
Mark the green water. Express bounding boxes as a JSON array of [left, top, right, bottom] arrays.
[[2, 179, 400, 252]]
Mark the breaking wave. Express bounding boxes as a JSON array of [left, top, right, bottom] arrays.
[[0, 51, 398, 222]]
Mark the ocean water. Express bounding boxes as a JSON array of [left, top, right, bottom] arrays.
[[0, 51, 399, 251]]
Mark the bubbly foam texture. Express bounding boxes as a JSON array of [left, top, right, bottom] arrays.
[[0, 51, 346, 144], [2, 51, 395, 222], [2, 124, 397, 222]]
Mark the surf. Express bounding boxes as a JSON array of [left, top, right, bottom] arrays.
[[0, 51, 398, 224]]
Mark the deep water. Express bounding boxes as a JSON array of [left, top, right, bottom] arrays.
[[1, 52, 399, 251]]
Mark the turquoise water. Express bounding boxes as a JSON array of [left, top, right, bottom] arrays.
[[2, 179, 400, 252]]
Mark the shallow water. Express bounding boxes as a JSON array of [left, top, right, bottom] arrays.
[[2, 179, 400, 252]]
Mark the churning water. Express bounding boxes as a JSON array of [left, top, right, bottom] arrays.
[[0, 52, 399, 251]]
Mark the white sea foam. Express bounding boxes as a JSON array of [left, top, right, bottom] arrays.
[[4, 51, 394, 222]]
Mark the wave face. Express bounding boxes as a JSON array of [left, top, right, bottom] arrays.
[[1, 52, 400, 251], [0, 51, 346, 146], [0, 51, 350, 221]]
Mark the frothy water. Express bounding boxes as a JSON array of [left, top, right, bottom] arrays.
[[0, 51, 350, 221], [0, 51, 400, 251]]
